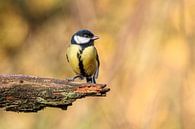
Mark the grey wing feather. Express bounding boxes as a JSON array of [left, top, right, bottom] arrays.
[[66, 54, 69, 62], [95, 67, 99, 79], [94, 52, 100, 79]]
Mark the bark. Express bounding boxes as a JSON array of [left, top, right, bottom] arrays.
[[0, 74, 109, 112]]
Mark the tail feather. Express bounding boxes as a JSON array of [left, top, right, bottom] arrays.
[[86, 76, 96, 83]]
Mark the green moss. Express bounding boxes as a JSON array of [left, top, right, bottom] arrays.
[[36, 97, 61, 106], [66, 92, 80, 99]]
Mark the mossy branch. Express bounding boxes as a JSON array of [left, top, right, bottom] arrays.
[[0, 74, 110, 112]]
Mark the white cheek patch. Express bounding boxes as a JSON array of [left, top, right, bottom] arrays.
[[74, 35, 91, 44]]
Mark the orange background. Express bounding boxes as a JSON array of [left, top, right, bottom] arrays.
[[0, 0, 195, 129]]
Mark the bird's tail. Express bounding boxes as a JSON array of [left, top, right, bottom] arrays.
[[86, 76, 96, 84]]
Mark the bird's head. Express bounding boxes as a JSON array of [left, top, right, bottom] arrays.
[[71, 29, 99, 45]]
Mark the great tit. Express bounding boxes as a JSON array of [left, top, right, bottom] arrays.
[[66, 29, 100, 83]]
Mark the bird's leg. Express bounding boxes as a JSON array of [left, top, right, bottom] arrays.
[[67, 75, 84, 82]]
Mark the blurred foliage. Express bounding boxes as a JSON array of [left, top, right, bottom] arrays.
[[0, 0, 195, 129]]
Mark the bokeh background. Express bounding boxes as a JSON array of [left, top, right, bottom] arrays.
[[0, 0, 195, 129]]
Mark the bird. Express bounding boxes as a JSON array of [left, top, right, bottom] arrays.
[[66, 29, 100, 83]]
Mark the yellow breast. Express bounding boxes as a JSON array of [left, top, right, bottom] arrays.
[[81, 46, 98, 76], [66, 45, 98, 76], [66, 45, 81, 74]]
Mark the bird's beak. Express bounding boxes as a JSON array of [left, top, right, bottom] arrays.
[[91, 36, 99, 40]]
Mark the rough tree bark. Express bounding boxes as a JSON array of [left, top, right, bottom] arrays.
[[0, 74, 110, 112]]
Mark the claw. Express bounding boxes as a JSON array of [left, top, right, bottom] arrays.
[[67, 77, 74, 82], [67, 75, 84, 82]]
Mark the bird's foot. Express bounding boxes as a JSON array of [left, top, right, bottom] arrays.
[[67, 75, 84, 82]]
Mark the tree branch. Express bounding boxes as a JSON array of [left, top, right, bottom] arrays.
[[0, 74, 110, 112]]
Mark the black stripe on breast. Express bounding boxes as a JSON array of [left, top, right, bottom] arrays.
[[77, 49, 86, 76]]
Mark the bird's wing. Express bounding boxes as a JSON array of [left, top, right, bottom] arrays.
[[66, 54, 69, 62], [94, 49, 100, 79]]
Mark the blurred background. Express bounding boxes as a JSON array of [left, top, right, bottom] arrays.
[[0, 0, 195, 129]]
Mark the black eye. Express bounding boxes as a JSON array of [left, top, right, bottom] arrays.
[[83, 34, 89, 38]]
